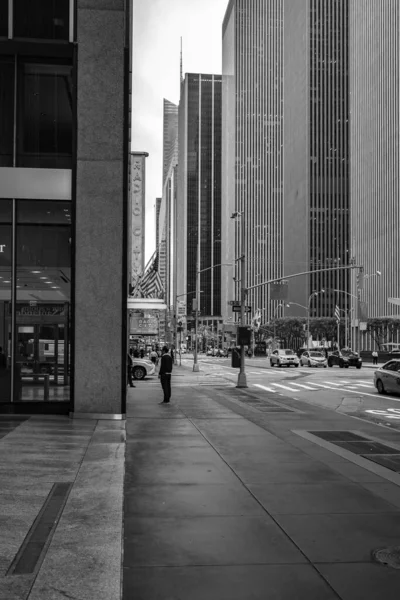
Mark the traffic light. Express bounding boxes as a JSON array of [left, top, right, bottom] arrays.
[[357, 267, 364, 290]]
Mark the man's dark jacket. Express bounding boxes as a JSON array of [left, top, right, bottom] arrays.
[[159, 353, 173, 375]]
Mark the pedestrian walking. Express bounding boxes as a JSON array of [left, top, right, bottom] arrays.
[[170, 346, 175, 363], [158, 345, 173, 404], [372, 350, 378, 365], [150, 349, 158, 364], [127, 352, 135, 387]]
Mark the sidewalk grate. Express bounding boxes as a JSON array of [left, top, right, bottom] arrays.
[[216, 388, 295, 413], [309, 430, 400, 473], [364, 455, 400, 472], [7, 482, 73, 576], [311, 431, 368, 443]]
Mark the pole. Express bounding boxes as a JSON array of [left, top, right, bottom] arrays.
[[356, 289, 361, 353], [337, 317, 340, 350], [237, 214, 247, 387], [307, 308, 310, 352], [179, 329, 182, 366], [193, 236, 200, 372], [345, 311, 348, 348]]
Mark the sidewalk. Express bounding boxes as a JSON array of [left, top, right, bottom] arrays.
[[123, 366, 400, 599], [1, 366, 400, 599]]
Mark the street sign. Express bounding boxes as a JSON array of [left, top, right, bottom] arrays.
[[232, 305, 251, 313], [228, 300, 240, 306]]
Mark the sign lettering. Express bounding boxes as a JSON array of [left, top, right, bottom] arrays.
[[0, 245, 5, 253]]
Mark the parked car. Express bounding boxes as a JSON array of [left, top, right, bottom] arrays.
[[270, 349, 300, 368], [300, 350, 327, 368], [328, 349, 362, 369], [131, 358, 156, 380], [374, 360, 400, 395]]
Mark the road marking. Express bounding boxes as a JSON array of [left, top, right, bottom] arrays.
[[352, 383, 372, 388], [366, 408, 400, 419], [272, 383, 300, 392], [254, 384, 275, 393], [290, 383, 319, 390], [308, 382, 333, 389], [325, 381, 343, 386]]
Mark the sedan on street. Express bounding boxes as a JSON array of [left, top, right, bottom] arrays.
[[328, 349, 362, 369], [270, 349, 300, 368], [374, 360, 400, 395], [300, 350, 327, 368]]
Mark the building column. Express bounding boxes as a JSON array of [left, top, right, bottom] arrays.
[[73, 1, 127, 418]]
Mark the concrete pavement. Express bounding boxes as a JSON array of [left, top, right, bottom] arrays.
[[1, 364, 400, 599]]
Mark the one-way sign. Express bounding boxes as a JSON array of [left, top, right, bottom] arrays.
[[232, 305, 251, 313]]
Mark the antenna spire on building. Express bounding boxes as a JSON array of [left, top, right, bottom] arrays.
[[180, 37, 183, 83]]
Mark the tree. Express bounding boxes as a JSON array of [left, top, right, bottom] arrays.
[[273, 317, 306, 348], [367, 318, 400, 349], [309, 317, 343, 344]]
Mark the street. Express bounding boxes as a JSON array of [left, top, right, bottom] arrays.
[[173, 355, 400, 431]]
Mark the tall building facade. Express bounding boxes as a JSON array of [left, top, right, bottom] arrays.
[[222, 0, 284, 326], [177, 73, 222, 333], [0, 0, 132, 416], [349, 0, 400, 338], [284, 0, 350, 320], [159, 100, 178, 342]]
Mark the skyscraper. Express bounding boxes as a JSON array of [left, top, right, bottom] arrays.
[[222, 0, 284, 325], [349, 0, 400, 338], [284, 0, 350, 319], [158, 100, 178, 342], [176, 73, 222, 334]]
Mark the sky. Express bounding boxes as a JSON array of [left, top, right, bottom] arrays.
[[131, 0, 229, 263]]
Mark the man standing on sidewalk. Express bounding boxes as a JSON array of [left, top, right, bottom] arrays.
[[158, 346, 173, 404]]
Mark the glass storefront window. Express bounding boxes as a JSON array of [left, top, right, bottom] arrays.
[[0, 201, 12, 403], [17, 60, 73, 168], [0, 58, 14, 167], [14, 0, 70, 41], [0, 0, 8, 37], [15, 201, 71, 402]]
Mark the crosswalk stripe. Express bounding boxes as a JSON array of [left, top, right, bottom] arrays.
[[272, 383, 299, 392], [254, 384, 274, 392], [309, 382, 335, 389], [325, 381, 343, 386], [290, 383, 319, 390]]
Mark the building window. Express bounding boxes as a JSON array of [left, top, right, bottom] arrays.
[[14, 0, 70, 41], [0, 58, 14, 167], [17, 59, 73, 168], [0, 0, 8, 37]]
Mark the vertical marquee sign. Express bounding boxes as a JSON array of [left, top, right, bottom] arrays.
[[129, 151, 148, 291]]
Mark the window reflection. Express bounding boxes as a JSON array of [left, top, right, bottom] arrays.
[[14, 0, 70, 41]]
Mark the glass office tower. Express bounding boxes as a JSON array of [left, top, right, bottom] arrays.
[[177, 74, 222, 333], [0, 0, 131, 415]]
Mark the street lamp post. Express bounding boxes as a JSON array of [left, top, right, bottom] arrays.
[[231, 211, 247, 388]]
